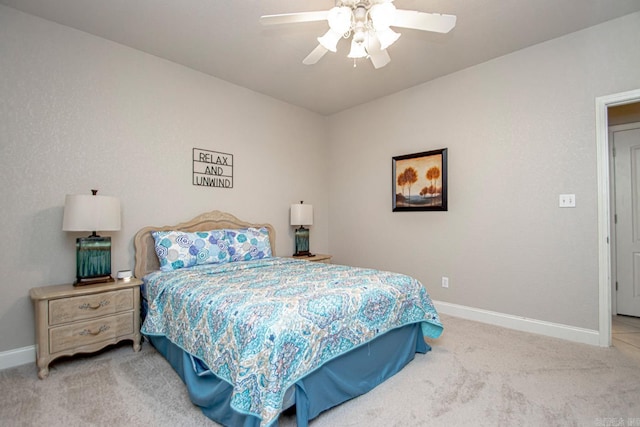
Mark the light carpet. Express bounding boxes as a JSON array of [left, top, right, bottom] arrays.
[[1, 314, 639, 426]]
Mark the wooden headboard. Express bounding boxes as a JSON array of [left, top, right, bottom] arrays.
[[133, 210, 277, 279]]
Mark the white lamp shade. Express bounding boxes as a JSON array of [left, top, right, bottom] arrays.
[[290, 203, 313, 226], [63, 194, 121, 232]]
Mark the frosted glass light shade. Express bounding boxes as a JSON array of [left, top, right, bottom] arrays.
[[327, 6, 352, 34], [317, 30, 343, 52], [319, 6, 352, 52], [370, 2, 400, 50], [376, 28, 401, 50], [370, 2, 397, 29], [348, 39, 368, 58], [63, 194, 121, 232], [290, 203, 313, 226]]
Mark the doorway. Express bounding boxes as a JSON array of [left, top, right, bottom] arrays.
[[608, 105, 640, 353], [596, 89, 640, 347], [610, 121, 640, 317]]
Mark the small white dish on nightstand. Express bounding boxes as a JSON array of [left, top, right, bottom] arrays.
[[117, 270, 133, 281]]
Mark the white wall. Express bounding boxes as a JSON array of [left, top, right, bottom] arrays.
[[328, 12, 640, 331], [0, 5, 329, 352]]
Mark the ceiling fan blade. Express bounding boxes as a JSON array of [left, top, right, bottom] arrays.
[[369, 49, 391, 69], [367, 34, 391, 69], [303, 44, 329, 65], [260, 11, 329, 26], [392, 10, 457, 33]]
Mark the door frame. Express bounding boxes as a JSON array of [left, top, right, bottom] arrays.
[[596, 88, 640, 347]]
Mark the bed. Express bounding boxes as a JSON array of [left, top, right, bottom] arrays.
[[134, 210, 443, 427]]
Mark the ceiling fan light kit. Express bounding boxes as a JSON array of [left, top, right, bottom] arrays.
[[318, 6, 352, 52], [260, 0, 456, 69]]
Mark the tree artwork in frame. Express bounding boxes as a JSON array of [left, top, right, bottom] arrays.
[[393, 148, 448, 211]]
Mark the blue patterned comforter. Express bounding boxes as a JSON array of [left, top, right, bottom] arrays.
[[141, 257, 443, 426]]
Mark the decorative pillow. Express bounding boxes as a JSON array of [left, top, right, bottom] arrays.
[[225, 227, 272, 262], [152, 230, 230, 272]]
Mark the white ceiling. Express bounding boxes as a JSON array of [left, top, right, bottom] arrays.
[[3, 0, 640, 115]]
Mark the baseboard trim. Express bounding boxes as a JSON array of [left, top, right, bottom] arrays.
[[433, 300, 601, 346], [0, 302, 604, 370], [0, 345, 35, 371]]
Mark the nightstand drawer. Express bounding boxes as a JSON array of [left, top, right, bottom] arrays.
[[49, 289, 134, 326], [49, 312, 134, 354]]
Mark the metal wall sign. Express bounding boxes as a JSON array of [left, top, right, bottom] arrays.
[[193, 148, 233, 189]]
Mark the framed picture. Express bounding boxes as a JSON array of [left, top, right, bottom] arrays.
[[392, 148, 448, 211]]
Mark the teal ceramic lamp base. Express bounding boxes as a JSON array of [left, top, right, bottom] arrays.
[[74, 235, 114, 286], [293, 226, 313, 257]]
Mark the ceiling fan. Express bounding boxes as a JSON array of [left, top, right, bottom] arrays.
[[260, 0, 456, 69]]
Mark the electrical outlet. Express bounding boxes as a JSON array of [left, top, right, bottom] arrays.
[[442, 276, 449, 288], [559, 194, 576, 208]]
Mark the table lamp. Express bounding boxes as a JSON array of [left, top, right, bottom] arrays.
[[63, 190, 121, 285], [291, 201, 313, 257]]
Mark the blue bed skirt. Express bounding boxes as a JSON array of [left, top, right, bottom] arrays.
[[148, 323, 429, 427]]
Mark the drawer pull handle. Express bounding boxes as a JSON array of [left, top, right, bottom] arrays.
[[78, 300, 110, 310], [79, 325, 110, 336]]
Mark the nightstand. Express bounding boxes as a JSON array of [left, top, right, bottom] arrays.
[[291, 254, 332, 263], [29, 278, 142, 379]]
